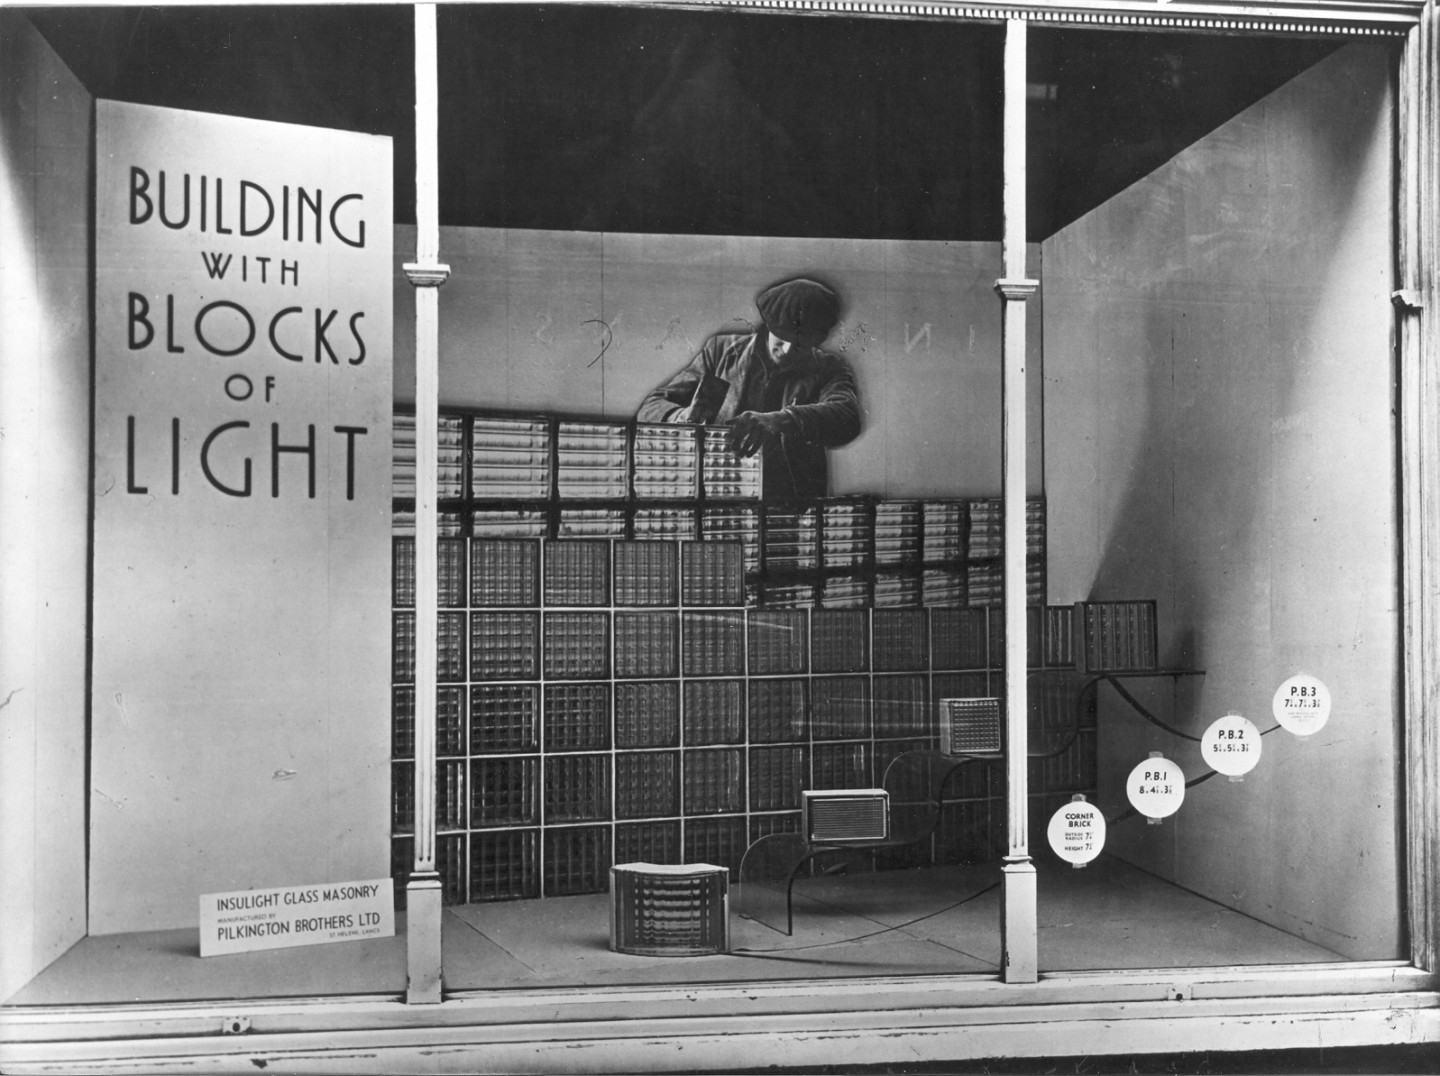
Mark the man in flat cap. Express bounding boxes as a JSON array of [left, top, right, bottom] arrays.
[[637, 277, 862, 498]]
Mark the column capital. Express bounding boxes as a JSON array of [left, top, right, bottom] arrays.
[[403, 262, 451, 287], [994, 278, 1040, 301]]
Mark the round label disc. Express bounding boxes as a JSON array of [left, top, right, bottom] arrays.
[[1047, 798, 1106, 865], [1126, 756, 1185, 819], [1273, 673, 1331, 736], [1202, 713, 1262, 777]]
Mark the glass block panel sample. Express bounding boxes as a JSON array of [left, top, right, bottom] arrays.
[[543, 612, 609, 679], [391, 761, 414, 834], [392, 687, 415, 758], [682, 610, 745, 676], [634, 507, 697, 540], [437, 834, 467, 905], [874, 675, 930, 738], [437, 611, 466, 682], [921, 569, 965, 607], [701, 428, 761, 500], [682, 748, 745, 814], [820, 575, 869, 607], [394, 538, 415, 608], [393, 612, 415, 683], [437, 759, 467, 831], [747, 678, 807, 743], [472, 829, 540, 902], [471, 611, 540, 680], [437, 685, 466, 756], [473, 684, 540, 753], [614, 611, 679, 679], [747, 609, 808, 674], [822, 499, 871, 569], [472, 757, 540, 827], [557, 421, 627, 499], [683, 816, 748, 875], [1043, 605, 1075, 668], [683, 680, 745, 745], [615, 820, 681, 866], [749, 745, 806, 811], [922, 500, 964, 562], [544, 754, 611, 822], [764, 506, 818, 572], [471, 415, 549, 500], [811, 676, 871, 740], [615, 541, 679, 606], [544, 825, 612, 896], [472, 509, 547, 538], [437, 538, 467, 607], [472, 540, 540, 607], [681, 541, 744, 606], [616, 752, 680, 819], [965, 561, 1003, 608], [875, 501, 921, 566], [633, 423, 698, 500], [544, 682, 610, 752], [1027, 497, 1046, 556], [874, 572, 922, 607], [968, 499, 1002, 559], [813, 742, 872, 791], [873, 608, 929, 672], [543, 539, 609, 606], [393, 412, 416, 500], [615, 681, 680, 748], [437, 415, 465, 499], [811, 609, 869, 673], [558, 508, 625, 538], [700, 507, 760, 574]]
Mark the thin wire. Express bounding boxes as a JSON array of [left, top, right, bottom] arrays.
[[732, 879, 1002, 955]]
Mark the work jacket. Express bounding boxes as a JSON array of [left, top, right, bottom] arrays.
[[636, 331, 862, 499]]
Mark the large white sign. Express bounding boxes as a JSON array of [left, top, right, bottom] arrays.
[[200, 878, 394, 957], [90, 101, 394, 933]]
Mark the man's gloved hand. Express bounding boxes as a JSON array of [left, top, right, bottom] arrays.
[[727, 410, 789, 457]]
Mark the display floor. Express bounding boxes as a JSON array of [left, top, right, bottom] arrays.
[[5, 856, 1345, 1006]]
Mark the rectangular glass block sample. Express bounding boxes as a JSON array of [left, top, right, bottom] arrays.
[[544, 753, 611, 822], [822, 500, 872, 569], [872, 608, 929, 672], [747, 678, 808, 743], [683, 748, 745, 814], [544, 682, 610, 752], [437, 539, 467, 607], [921, 569, 965, 607], [393, 412, 416, 500], [633, 423, 698, 500], [472, 540, 540, 607], [471, 611, 540, 680], [615, 681, 680, 748], [543, 612, 610, 679], [558, 508, 625, 538], [472, 756, 540, 827], [873, 572, 922, 607], [472, 683, 540, 753], [682, 815, 748, 875], [747, 609, 808, 674], [614, 611, 679, 679], [749, 745, 806, 811], [700, 428, 761, 500], [471, 828, 540, 902], [966, 561, 1002, 607], [615, 541, 679, 606], [922, 500, 964, 562], [437, 415, 465, 499], [683, 679, 745, 745], [634, 507, 698, 540], [393, 612, 415, 683], [614, 820, 681, 866], [812, 742, 872, 791], [557, 421, 627, 500], [615, 752, 680, 819], [681, 541, 745, 606], [811, 609, 869, 672], [544, 825, 612, 897], [1043, 604, 1075, 667], [811, 676, 871, 740], [437, 685, 466, 756], [436, 759, 467, 830], [471, 415, 550, 500], [700, 507, 760, 574], [393, 538, 415, 608], [873, 675, 930, 738], [437, 834, 467, 905], [968, 499, 1002, 559], [1076, 599, 1158, 671], [471, 509, 548, 538], [391, 761, 414, 834], [392, 687, 415, 758], [682, 610, 746, 676], [437, 611, 466, 682], [874, 501, 921, 565], [764, 506, 818, 571], [820, 576, 869, 607], [543, 539, 610, 606]]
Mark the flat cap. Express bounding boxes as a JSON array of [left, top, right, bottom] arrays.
[[756, 278, 840, 347]]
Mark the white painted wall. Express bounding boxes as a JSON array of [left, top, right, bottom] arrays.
[[393, 228, 1045, 498], [1042, 43, 1401, 959], [0, 12, 91, 1000]]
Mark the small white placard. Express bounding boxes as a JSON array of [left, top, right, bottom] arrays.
[[1273, 672, 1331, 736], [199, 878, 394, 957], [1126, 755, 1185, 820], [1202, 713, 1263, 777], [1047, 795, 1106, 865]]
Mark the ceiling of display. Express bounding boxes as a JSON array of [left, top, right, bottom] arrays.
[[26, 3, 1352, 240]]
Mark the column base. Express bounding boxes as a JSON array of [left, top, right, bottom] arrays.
[[1001, 858, 1037, 984], [405, 872, 443, 1004]]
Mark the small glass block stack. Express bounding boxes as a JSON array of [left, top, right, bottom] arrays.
[[700, 429, 761, 500], [557, 421, 628, 500], [472, 416, 549, 500], [633, 424, 698, 500]]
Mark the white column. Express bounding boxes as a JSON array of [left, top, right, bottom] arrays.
[[403, 0, 450, 1005], [996, 16, 1039, 985]]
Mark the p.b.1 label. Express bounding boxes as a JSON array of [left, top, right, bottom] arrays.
[[1127, 753, 1184, 823]]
